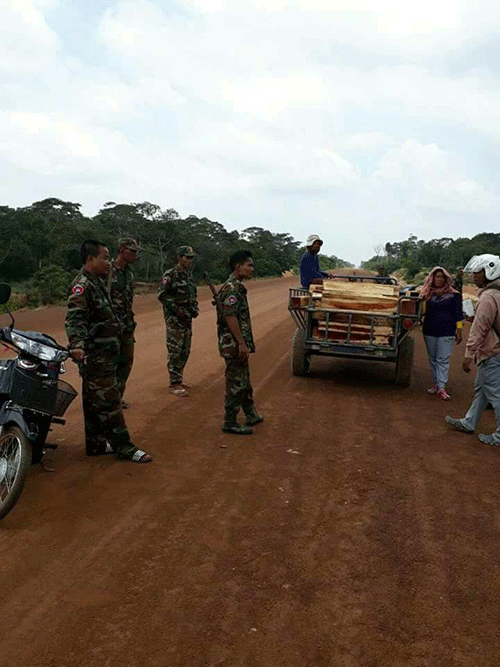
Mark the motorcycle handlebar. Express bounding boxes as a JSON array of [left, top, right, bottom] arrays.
[[0, 327, 70, 361]]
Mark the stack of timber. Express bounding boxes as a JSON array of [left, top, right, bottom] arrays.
[[309, 280, 399, 346], [309, 280, 399, 312]]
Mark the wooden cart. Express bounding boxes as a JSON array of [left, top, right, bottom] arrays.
[[288, 277, 421, 386]]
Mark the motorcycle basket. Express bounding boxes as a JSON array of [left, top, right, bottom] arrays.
[[10, 368, 77, 417]]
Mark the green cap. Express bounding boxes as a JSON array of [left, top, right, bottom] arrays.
[[177, 245, 196, 257]]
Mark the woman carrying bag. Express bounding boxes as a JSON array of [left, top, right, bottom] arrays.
[[420, 267, 463, 400]]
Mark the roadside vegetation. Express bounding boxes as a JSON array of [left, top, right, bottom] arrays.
[[362, 233, 500, 282], [0, 198, 351, 309]]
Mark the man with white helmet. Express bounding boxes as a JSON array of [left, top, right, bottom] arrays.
[[300, 234, 330, 289], [445, 254, 500, 446]]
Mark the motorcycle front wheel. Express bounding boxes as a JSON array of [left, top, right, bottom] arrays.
[[0, 425, 31, 520]]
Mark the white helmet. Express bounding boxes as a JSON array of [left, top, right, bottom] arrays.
[[306, 234, 323, 247], [464, 254, 500, 281]]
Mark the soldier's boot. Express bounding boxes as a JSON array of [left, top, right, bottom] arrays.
[[244, 408, 264, 427], [222, 411, 253, 435], [86, 437, 108, 456], [222, 423, 254, 435]]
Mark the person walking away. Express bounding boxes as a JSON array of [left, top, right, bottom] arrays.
[[108, 237, 139, 409], [65, 240, 152, 463], [218, 250, 263, 435], [453, 267, 464, 294], [445, 254, 500, 446], [300, 235, 330, 289], [158, 246, 199, 397], [420, 267, 463, 400]]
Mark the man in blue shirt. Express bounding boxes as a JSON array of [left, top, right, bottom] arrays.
[[300, 234, 330, 289]]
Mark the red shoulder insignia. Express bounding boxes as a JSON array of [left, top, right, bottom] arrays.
[[162, 276, 171, 286], [226, 295, 237, 306], [72, 284, 85, 296]]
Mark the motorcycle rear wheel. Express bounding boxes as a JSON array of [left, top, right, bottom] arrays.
[[0, 425, 31, 521]]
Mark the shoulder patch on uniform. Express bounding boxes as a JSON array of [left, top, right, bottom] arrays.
[[162, 276, 171, 286], [225, 295, 237, 306], [72, 284, 85, 296]]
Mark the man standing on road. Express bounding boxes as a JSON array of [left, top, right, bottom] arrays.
[[453, 267, 464, 294], [108, 237, 139, 409], [299, 235, 330, 289], [65, 240, 152, 463], [218, 250, 263, 435], [158, 246, 199, 397], [445, 254, 500, 446]]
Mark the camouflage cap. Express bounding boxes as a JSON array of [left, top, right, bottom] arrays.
[[177, 245, 196, 257], [119, 237, 140, 251]]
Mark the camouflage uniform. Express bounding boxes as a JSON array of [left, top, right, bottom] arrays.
[[108, 261, 136, 397], [454, 272, 464, 294], [217, 275, 256, 424], [157, 261, 198, 386], [65, 271, 137, 458]]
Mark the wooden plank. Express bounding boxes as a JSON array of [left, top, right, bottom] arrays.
[[312, 330, 392, 345], [311, 311, 393, 326], [316, 323, 393, 336], [317, 299, 398, 312], [319, 281, 399, 298]]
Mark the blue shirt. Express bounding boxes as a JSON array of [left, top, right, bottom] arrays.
[[300, 251, 329, 289], [422, 292, 463, 337]]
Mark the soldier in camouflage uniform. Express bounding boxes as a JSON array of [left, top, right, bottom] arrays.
[[217, 249, 263, 435], [157, 246, 199, 397], [454, 267, 464, 294], [65, 239, 152, 463], [108, 237, 139, 408]]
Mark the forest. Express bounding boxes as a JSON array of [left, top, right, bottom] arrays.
[[362, 233, 500, 280], [0, 198, 351, 306]]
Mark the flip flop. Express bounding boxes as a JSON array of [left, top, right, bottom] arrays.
[[130, 449, 153, 463], [170, 386, 189, 397]]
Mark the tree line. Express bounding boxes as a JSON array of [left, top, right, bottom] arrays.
[[0, 198, 352, 306], [362, 233, 500, 280]]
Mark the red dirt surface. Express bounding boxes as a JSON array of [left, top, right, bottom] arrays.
[[1, 276, 499, 666]]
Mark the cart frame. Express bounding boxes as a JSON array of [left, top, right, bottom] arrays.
[[288, 277, 421, 384]]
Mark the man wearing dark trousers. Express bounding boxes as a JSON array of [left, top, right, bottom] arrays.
[[217, 250, 263, 435]]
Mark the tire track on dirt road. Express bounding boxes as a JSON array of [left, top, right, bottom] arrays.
[[0, 280, 297, 667], [3, 282, 500, 666]]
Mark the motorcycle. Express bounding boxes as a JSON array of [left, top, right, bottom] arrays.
[[0, 283, 77, 520]]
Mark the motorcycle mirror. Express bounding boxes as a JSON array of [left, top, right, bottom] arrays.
[[0, 283, 11, 305]]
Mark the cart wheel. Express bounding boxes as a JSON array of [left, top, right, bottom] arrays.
[[291, 329, 310, 376], [395, 335, 414, 387]]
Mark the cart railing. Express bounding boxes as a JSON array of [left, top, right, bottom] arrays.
[[320, 275, 398, 285], [288, 288, 309, 329], [288, 287, 420, 350]]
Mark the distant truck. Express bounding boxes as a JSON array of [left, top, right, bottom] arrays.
[[288, 276, 421, 386]]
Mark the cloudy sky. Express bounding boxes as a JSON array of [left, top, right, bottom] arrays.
[[1, 0, 499, 264]]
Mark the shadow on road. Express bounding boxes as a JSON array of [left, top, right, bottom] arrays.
[[307, 357, 398, 387]]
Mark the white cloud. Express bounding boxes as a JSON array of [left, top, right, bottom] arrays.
[[374, 140, 499, 213], [177, 0, 498, 54], [0, 0, 60, 73], [220, 73, 327, 120], [1, 0, 500, 265], [185, 121, 359, 190], [0, 110, 130, 176], [96, 3, 500, 140]]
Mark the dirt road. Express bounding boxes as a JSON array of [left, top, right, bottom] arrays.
[[1, 277, 500, 667]]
